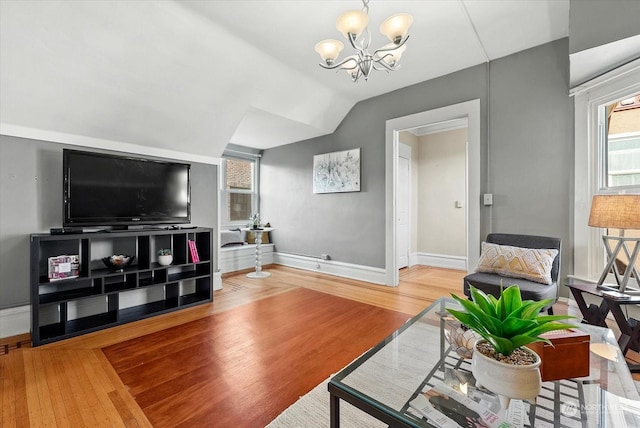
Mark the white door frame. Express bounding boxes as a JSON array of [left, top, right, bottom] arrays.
[[396, 143, 412, 269], [385, 99, 481, 286]]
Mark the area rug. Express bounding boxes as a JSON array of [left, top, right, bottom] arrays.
[[102, 288, 410, 427], [266, 376, 386, 428]]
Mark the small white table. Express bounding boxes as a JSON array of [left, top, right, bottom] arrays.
[[242, 227, 274, 278]]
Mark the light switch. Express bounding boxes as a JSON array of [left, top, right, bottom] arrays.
[[483, 193, 493, 206], [455, 201, 463, 208]]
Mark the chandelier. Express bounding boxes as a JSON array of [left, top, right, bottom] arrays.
[[314, 0, 413, 83]]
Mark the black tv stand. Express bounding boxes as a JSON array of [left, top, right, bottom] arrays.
[[30, 227, 213, 346]]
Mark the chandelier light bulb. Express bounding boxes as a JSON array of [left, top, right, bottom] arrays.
[[314, 39, 344, 65], [336, 10, 369, 39], [380, 13, 413, 44]]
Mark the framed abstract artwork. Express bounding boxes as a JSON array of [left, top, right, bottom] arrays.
[[313, 148, 361, 194]]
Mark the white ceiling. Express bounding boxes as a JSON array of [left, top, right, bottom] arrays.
[[0, 0, 569, 159]]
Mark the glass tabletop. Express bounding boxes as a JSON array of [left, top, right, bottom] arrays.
[[329, 298, 640, 428]]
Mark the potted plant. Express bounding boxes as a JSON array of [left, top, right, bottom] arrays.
[[447, 285, 575, 408], [248, 213, 261, 229], [157, 249, 173, 266]]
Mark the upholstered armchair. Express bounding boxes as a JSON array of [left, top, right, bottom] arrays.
[[463, 233, 561, 315]]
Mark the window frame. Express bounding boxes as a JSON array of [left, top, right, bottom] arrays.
[[220, 153, 260, 228], [572, 62, 640, 282]]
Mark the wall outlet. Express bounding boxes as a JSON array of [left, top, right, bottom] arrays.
[[320, 254, 330, 260], [483, 193, 493, 206]]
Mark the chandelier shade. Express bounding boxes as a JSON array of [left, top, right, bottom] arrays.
[[336, 10, 369, 39], [380, 13, 414, 44], [314, 39, 344, 65], [377, 43, 406, 66], [314, 0, 413, 82]]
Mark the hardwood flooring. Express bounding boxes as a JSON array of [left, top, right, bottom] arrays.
[[2, 264, 638, 427], [1, 265, 466, 427], [103, 288, 410, 427]]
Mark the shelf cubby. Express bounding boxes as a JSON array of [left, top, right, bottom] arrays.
[[31, 227, 213, 346]]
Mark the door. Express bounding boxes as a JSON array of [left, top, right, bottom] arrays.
[[397, 145, 411, 269]]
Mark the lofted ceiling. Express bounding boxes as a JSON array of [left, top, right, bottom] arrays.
[[0, 0, 569, 160]]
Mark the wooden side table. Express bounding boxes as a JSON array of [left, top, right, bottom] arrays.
[[566, 281, 640, 372]]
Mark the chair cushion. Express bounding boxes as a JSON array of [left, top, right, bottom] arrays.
[[463, 272, 557, 304], [476, 242, 558, 285]]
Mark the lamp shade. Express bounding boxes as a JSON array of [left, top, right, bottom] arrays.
[[380, 13, 413, 43], [336, 10, 369, 39], [588, 194, 640, 229], [314, 39, 344, 64]]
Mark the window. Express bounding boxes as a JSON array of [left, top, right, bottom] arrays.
[[572, 62, 640, 282], [600, 94, 640, 190], [221, 156, 259, 226]]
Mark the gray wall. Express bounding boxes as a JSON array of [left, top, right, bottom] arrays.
[[261, 39, 574, 291], [261, 63, 488, 268], [488, 39, 574, 283], [0, 135, 218, 309], [569, 0, 640, 54]]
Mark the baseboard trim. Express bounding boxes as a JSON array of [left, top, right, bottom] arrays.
[[410, 252, 467, 270], [214, 270, 223, 290], [0, 305, 30, 338], [273, 252, 388, 286]]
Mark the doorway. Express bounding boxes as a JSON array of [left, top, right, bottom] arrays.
[[385, 99, 481, 286], [398, 123, 468, 272]]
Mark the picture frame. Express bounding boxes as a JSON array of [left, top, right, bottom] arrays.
[[313, 148, 361, 194]]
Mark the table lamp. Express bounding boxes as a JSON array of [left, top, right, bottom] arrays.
[[588, 194, 640, 293]]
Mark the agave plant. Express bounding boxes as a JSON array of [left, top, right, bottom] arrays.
[[447, 285, 576, 356]]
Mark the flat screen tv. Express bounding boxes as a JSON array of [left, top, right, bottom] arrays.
[[63, 149, 191, 227]]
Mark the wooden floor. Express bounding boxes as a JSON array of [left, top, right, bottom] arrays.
[[2, 264, 638, 427], [1, 265, 466, 427], [103, 288, 410, 427]]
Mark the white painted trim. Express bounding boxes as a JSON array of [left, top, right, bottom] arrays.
[[213, 271, 223, 290], [385, 99, 481, 286], [410, 252, 467, 270], [0, 305, 30, 338], [570, 57, 640, 97], [408, 118, 469, 136], [573, 68, 640, 282], [397, 142, 412, 270], [219, 244, 274, 274], [273, 252, 388, 286], [0, 123, 220, 165]]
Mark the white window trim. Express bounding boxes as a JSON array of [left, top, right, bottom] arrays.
[[220, 153, 260, 228], [572, 60, 640, 282]]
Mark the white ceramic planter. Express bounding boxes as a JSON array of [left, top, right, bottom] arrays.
[[472, 340, 542, 409], [158, 254, 173, 266]]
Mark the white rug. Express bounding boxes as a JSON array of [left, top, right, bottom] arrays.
[[265, 377, 386, 428]]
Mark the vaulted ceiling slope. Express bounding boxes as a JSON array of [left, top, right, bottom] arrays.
[[0, 1, 568, 159]]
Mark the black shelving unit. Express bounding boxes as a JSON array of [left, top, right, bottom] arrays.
[[30, 227, 213, 346]]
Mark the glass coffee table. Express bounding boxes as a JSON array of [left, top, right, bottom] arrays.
[[328, 298, 640, 427]]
